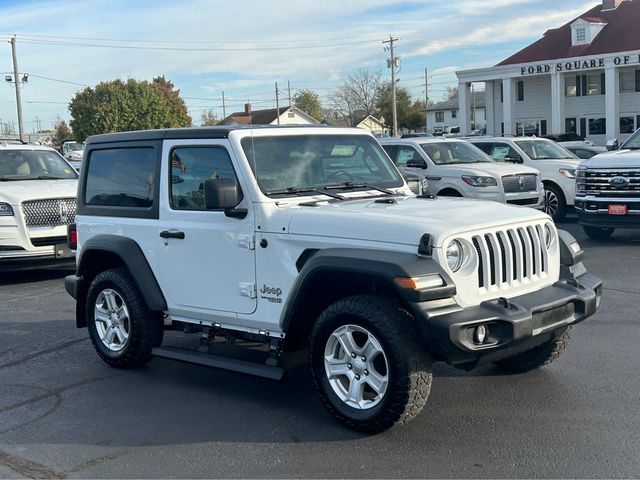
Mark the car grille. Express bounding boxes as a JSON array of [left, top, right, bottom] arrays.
[[507, 198, 539, 206], [21, 198, 77, 228], [578, 169, 640, 197], [471, 224, 549, 290], [501, 174, 538, 193]]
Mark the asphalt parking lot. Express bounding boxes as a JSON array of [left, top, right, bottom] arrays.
[[0, 221, 639, 479]]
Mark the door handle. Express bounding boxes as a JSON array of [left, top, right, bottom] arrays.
[[159, 230, 185, 239]]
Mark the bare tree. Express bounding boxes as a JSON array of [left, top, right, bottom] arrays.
[[445, 86, 459, 100], [329, 69, 382, 126]]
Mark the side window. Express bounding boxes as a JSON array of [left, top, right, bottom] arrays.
[[169, 146, 240, 211], [381, 145, 397, 163], [489, 143, 517, 161], [473, 143, 493, 154], [85, 148, 156, 208], [395, 146, 420, 167]]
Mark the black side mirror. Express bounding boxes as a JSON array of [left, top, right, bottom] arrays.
[[606, 139, 619, 151], [406, 159, 427, 169], [204, 178, 246, 218], [505, 155, 523, 164]]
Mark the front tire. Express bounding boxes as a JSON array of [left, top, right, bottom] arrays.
[[86, 268, 163, 369], [583, 225, 615, 239], [542, 184, 567, 222], [310, 295, 432, 433], [493, 327, 572, 373]]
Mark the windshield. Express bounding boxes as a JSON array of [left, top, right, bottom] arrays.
[[515, 140, 576, 160], [0, 150, 78, 181], [420, 142, 492, 165], [241, 134, 404, 195], [621, 129, 640, 149]]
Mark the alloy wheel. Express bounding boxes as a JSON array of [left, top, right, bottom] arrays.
[[543, 189, 558, 217], [94, 288, 131, 352]]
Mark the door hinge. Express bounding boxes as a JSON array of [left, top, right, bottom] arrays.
[[238, 234, 255, 250], [239, 283, 257, 299]]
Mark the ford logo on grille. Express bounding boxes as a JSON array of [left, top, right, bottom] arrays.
[[518, 176, 525, 191], [609, 176, 630, 187]]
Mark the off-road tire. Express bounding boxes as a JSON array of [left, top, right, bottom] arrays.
[[583, 225, 615, 239], [310, 295, 432, 434], [494, 327, 572, 373], [86, 268, 163, 369]]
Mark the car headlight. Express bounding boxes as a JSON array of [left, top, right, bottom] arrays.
[[543, 224, 554, 248], [0, 203, 14, 216], [461, 176, 497, 187], [559, 168, 576, 178], [446, 240, 464, 272]]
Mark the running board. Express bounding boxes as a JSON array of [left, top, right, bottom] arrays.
[[152, 346, 284, 380]]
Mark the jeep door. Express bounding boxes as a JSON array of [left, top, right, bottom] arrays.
[[155, 141, 256, 317]]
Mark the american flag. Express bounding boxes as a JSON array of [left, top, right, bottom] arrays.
[[171, 156, 186, 173]]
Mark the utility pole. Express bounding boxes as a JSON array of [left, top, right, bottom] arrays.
[[287, 81, 291, 107], [221, 91, 226, 118], [275, 81, 280, 125], [383, 35, 399, 137], [471, 83, 476, 132], [10, 36, 25, 143], [424, 67, 429, 133]]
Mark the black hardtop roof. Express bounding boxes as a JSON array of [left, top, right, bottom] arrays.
[[85, 124, 328, 145]]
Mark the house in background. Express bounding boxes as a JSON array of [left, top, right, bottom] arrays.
[[218, 103, 319, 126], [426, 90, 486, 134], [323, 110, 388, 135]]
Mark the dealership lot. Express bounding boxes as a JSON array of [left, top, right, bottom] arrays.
[[0, 221, 639, 479]]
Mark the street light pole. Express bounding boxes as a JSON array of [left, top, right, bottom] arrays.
[[383, 35, 399, 137]]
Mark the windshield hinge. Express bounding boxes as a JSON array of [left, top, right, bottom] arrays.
[[238, 283, 257, 299], [238, 234, 255, 250]]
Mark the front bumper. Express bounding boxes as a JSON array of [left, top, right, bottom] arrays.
[[410, 269, 602, 368], [575, 197, 640, 228]]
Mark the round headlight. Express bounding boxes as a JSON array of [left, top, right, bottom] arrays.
[[543, 224, 553, 248], [446, 240, 464, 272]]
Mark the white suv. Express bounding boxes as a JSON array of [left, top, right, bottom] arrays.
[[0, 143, 78, 269], [471, 137, 581, 221], [65, 126, 601, 433], [380, 137, 543, 208]]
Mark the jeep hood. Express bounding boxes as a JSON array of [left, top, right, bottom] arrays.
[[0, 179, 78, 205], [582, 150, 640, 169], [286, 196, 550, 248]]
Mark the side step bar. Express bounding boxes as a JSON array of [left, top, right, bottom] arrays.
[[152, 346, 284, 381]]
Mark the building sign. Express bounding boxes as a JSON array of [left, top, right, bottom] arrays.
[[520, 54, 640, 75]]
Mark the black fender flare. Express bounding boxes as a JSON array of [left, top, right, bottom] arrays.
[[77, 234, 167, 312], [280, 248, 455, 333]]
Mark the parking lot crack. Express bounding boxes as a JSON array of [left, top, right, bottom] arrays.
[[0, 338, 88, 369], [0, 449, 65, 479], [603, 286, 640, 296]]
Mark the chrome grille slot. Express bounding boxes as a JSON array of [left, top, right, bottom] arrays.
[[21, 198, 77, 228]]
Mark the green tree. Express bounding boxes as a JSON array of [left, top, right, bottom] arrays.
[[200, 109, 218, 126], [51, 120, 74, 148], [292, 89, 323, 120], [375, 83, 424, 132], [69, 76, 192, 142]]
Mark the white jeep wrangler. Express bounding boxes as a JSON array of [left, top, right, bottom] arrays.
[[65, 126, 602, 433]]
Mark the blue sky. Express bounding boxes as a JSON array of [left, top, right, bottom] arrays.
[[0, 0, 596, 131]]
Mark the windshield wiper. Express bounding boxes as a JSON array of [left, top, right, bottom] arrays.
[[265, 187, 344, 200], [324, 182, 394, 195], [34, 175, 71, 180], [0, 178, 20, 182]]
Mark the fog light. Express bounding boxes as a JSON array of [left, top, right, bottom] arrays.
[[473, 325, 488, 344]]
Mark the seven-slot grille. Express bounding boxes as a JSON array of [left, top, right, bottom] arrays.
[[471, 224, 548, 290], [501, 174, 538, 193], [579, 169, 640, 197], [21, 198, 76, 228]]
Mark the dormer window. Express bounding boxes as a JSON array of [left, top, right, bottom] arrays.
[[571, 18, 607, 46], [576, 27, 586, 44]]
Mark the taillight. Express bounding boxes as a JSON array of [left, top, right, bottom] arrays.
[[67, 223, 77, 250]]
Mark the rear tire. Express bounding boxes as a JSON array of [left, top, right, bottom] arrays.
[[583, 225, 615, 239], [310, 295, 432, 434], [493, 327, 572, 373], [86, 268, 163, 369]]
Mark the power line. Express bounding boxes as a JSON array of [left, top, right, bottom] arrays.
[[27, 73, 91, 87]]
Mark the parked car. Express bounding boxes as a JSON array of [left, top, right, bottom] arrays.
[[565, 145, 604, 159], [542, 133, 606, 152], [471, 137, 580, 221], [65, 126, 601, 433], [0, 142, 78, 269], [575, 128, 640, 239], [61, 141, 84, 170], [379, 137, 542, 208], [401, 133, 434, 139]]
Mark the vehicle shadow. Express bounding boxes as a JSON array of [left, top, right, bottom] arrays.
[[0, 267, 73, 287]]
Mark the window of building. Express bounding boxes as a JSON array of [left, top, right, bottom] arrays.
[[620, 70, 636, 92], [500, 83, 504, 103], [576, 27, 586, 44], [586, 74, 603, 95], [565, 118, 577, 134], [435, 111, 445, 123], [565, 77, 577, 97], [85, 148, 156, 208], [620, 117, 635, 134], [588, 118, 606, 135], [169, 146, 239, 211], [451, 110, 457, 119], [517, 81, 524, 101]]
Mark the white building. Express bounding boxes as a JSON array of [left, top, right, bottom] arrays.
[[426, 91, 486, 134], [456, 0, 640, 146]]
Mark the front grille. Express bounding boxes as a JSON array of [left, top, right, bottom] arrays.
[[502, 174, 538, 193], [507, 198, 539, 206], [471, 224, 548, 290], [21, 198, 76, 228], [30, 236, 66, 247], [578, 169, 640, 197]]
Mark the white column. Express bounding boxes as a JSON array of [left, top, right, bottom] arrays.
[[550, 72, 565, 134], [484, 81, 495, 135], [502, 78, 515, 136], [605, 66, 620, 141], [458, 82, 472, 136]]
